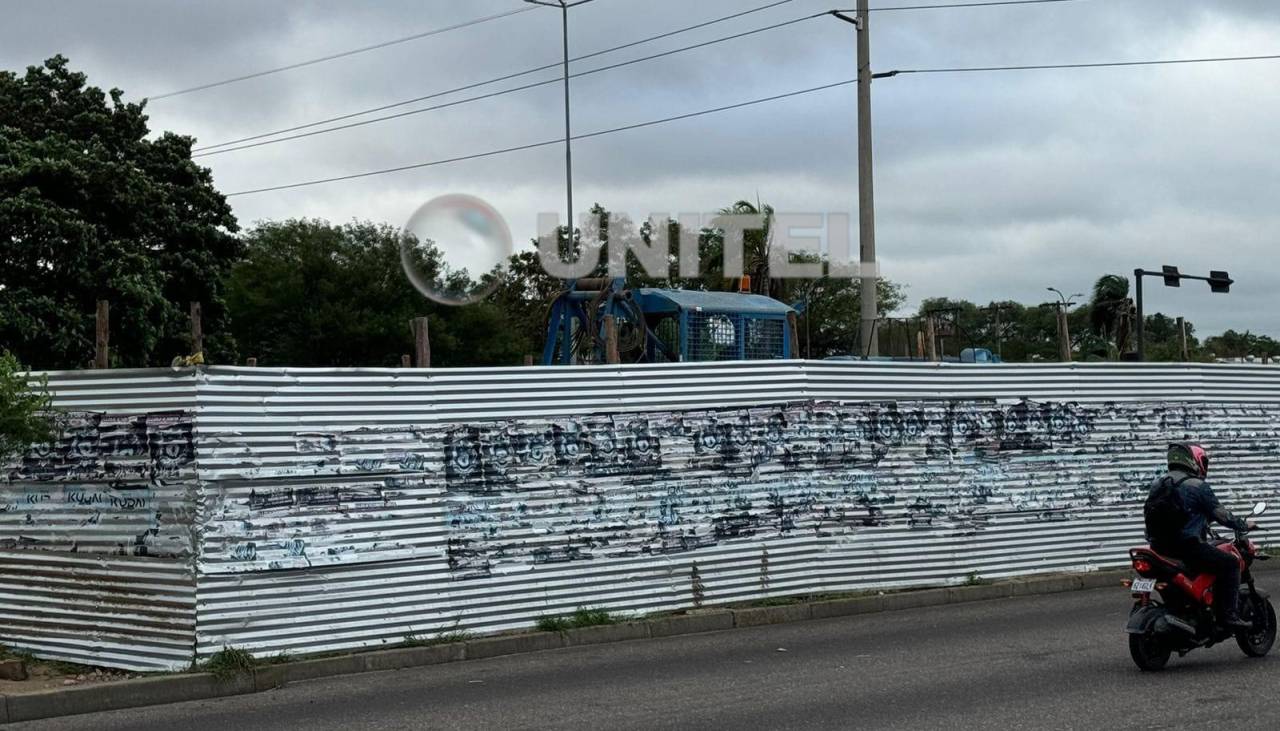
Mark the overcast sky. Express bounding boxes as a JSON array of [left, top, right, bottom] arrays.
[[4, 0, 1278, 336]]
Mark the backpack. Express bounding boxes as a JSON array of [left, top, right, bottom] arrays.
[[1144, 474, 1193, 548]]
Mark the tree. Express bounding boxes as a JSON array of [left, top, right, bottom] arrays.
[[1202, 330, 1280, 362], [1141, 313, 1203, 362], [1087, 274, 1135, 359], [0, 56, 241, 368], [227, 219, 528, 367], [0, 350, 51, 462]]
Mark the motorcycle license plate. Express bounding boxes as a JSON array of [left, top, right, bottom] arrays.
[[1131, 577, 1157, 593]]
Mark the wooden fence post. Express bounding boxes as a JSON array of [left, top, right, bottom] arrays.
[[925, 317, 938, 362], [190, 302, 203, 355], [523, 354, 535, 366], [94, 300, 110, 369], [401, 354, 412, 368], [603, 315, 620, 365], [412, 317, 430, 368], [246, 357, 257, 367]]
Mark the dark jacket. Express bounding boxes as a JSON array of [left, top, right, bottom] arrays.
[[1149, 468, 1247, 545]]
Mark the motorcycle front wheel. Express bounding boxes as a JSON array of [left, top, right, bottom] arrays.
[[1236, 592, 1277, 657], [1129, 628, 1172, 671]]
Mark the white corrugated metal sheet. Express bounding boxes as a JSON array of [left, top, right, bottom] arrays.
[[5, 360, 1280, 669], [0, 370, 199, 670]]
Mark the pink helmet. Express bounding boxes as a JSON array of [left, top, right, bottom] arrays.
[[1168, 442, 1209, 478]]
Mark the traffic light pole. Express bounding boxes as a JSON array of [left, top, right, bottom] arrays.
[[1134, 269, 1145, 361], [1133, 267, 1233, 361]]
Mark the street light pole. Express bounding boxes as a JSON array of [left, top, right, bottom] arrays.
[[1047, 288, 1082, 363], [526, 0, 594, 242]]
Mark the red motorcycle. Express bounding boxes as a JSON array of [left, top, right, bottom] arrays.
[[1125, 502, 1276, 671]]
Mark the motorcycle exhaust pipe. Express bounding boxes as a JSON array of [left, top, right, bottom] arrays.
[[1156, 614, 1197, 636]]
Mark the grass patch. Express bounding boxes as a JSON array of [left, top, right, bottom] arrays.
[[963, 572, 989, 586], [403, 621, 473, 647], [47, 661, 91, 675], [430, 628, 473, 645], [751, 596, 807, 607], [536, 607, 620, 632], [202, 646, 257, 680], [0, 644, 38, 664]]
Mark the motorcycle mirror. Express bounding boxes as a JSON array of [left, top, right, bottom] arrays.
[[1252, 501, 1268, 517]]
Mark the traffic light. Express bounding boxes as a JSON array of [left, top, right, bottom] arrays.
[[1162, 265, 1181, 287], [1209, 270, 1233, 294]]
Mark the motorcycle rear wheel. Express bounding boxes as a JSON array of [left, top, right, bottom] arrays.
[[1236, 593, 1277, 657], [1129, 629, 1172, 671]]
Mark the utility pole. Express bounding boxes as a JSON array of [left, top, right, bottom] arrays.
[[831, 6, 880, 358], [1177, 316, 1189, 361], [856, 0, 878, 357], [526, 0, 594, 240]]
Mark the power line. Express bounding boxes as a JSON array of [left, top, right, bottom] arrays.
[[192, 0, 1086, 152], [882, 53, 1280, 75], [867, 0, 1084, 10], [146, 6, 537, 101], [224, 78, 857, 197], [222, 48, 1280, 197], [154, 0, 1081, 105], [193, 11, 826, 158], [193, 0, 800, 153]]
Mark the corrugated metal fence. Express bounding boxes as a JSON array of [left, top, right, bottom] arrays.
[[3, 361, 1280, 669]]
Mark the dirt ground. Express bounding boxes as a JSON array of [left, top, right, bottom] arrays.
[[0, 659, 139, 694]]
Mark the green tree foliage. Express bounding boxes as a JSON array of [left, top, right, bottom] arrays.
[[1140, 312, 1203, 362], [910, 297, 1077, 361], [1202, 330, 1280, 361], [0, 350, 51, 462], [0, 56, 240, 368], [226, 219, 528, 367]]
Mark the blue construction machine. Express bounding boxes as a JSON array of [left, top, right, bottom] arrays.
[[540, 277, 798, 365]]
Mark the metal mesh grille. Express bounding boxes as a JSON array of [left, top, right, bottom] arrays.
[[745, 318, 784, 360], [686, 313, 783, 361]]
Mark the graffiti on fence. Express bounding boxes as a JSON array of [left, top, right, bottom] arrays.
[[0, 411, 196, 557], [435, 399, 1231, 579]]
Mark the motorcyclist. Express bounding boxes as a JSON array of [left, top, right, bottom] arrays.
[[1146, 442, 1255, 631]]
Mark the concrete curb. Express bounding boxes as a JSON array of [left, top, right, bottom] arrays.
[[0, 568, 1133, 724]]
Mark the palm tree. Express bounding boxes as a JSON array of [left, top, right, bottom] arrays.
[[1088, 274, 1135, 357]]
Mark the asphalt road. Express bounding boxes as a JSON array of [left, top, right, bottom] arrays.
[[20, 586, 1279, 730]]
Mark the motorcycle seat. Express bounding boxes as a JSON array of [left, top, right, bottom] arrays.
[[1131, 546, 1187, 573]]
